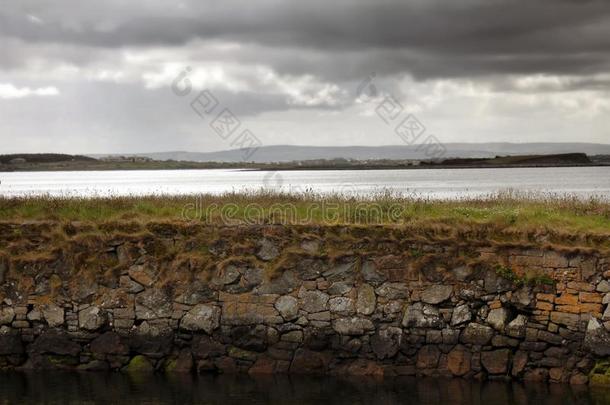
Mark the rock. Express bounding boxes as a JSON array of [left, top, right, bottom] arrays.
[[27, 309, 42, 321], [78, 306, 106, 331], [323, 258, 358, 282], [332, 317, 375, 335], [165, 350, 193, 373], [328, 297, 355, 315], [451, 304, 471, 326], [120, 275, 144, 294], [340, 359, 384, 376], [30, 330, 80, 356], [299, 290, 329, 313], [256, 239, 280, 261], [371, 327, 402, 359], [570, 373, 589, 385], [90, 332, 129, 355], [290, 349, 329, 374], [249, 357, 277, 374], [375, 283, 409, 300], [78, 360, 110, 371], [125, 355, 154, 373], [275, 296, 299, 321], [416, 345, 440, 369], [0, 332, 23, 355], [584, 318, 610, 356], [452, 265, 473, 281], [486, 307, 509, 331], [180, 304, 221, 334], [281, 330, 303, 343], [460, 323, 494, 345], [421, 285, 453, 304], [511, 287, 533, 308], [484, 270, 513, 293], [41, 304, 64, 327], [328, 282, 353, 296], [511, 351, 528, 376], [361, 261, 387, 285], [230, 325, 268, 352], [0, 307, 15, 325], [597, 280, 610, 293], [481, 349, 510, 374], [356, 284, 376, 315], [128, 264, 157, 287], [402, 303, 443, 329], [447, 345, 471, 376], [135, 288, 173, 320], [506, 315, 527, 338]]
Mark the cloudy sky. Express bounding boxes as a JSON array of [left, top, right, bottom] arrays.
[[1, 0, 609, 154]]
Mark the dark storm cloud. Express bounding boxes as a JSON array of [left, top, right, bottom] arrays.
[[2, 0, 610, 80]]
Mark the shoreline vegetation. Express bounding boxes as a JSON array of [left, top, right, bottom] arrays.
[[1, 153, 609, 172], [1, 191, 609, 241]]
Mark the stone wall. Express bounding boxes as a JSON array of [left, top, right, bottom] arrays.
[[0, 221, 609, 384]]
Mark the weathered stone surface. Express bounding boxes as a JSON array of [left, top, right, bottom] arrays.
[[78, 306, 106, 331], [30, 330, 81, 356], [506, 314, 527, 338], [125, 355, 154, 373], [180, 304, 221, 334], [275, 296, 299, 321], [421, 285, 453, 304], [584, 318, 610, 356], [460, 323, 494, 345], [290, 349, 329, 374], [332, 317, 375, 335], [128, 264, 157, 287], [375, 283, 409, 300], [451, 304, 471, 326], [299, 290, 329, 313], [90, 332, 129, 355], [0, 307, 15, 325], [402, 303, 443, 329], [328, 297, 355, 315], [416, 345, 440, 369], [136, 288, 173, 320], [257, 239, 280, 261], [447, 345, 471, 376], [481, 349, 510, 374], [371, 327, 402, 359], [356, 284, 376, 315], [486, 307, 509, 331], [41, 304, 64, 327]]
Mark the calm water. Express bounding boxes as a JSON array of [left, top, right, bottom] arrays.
[[0, 372, 608, 405], [0, 167, 609, 199]]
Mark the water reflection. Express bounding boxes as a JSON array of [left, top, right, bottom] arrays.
[[0, 372, 609, 405]]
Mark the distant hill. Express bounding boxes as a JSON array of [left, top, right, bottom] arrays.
[[432, 153, 592, 167], [100, 143, 610, 163], [0, 153, 95, 164]]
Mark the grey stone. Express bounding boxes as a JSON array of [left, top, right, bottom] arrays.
[[361, 260, 387, 284], [328, 282, 353, 296], [421, 285, 453, 304], [402, 303, 443, 329], [506, 314, 528, 338], [299, 290, 329, 313], [332, 317, 375, 335], [375, 283, 409, 300], [356, 284, 376, 315], [371, 327, 402, 359], [0, 307, 15, 325], [328, 297, 355, 315], [41, 304, 64, 327], [275, 296, 299, 321], [78, 306, 106, 331], [597, 280, 610, 293], [135, 288, 173, 320], [451, 304, 471, 326], [584, 318, 610, 356], [487, 307, 510, 331], [460, 323, 494, 345], [257, 238, 280, 261], [180, 304, 221, 334]]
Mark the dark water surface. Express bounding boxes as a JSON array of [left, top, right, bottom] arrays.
[[1, 372, 609, 405]]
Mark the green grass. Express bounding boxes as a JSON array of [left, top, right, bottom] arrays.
[[0, 190, 609, 235]]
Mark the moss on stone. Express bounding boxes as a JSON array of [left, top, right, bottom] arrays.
[[589, 359, 610, 386], [125, 355, 154, 373]]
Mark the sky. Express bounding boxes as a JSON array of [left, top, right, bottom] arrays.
[[1, 0, 609, 154]]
